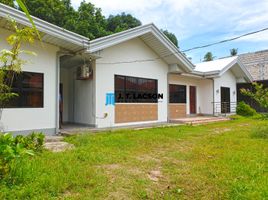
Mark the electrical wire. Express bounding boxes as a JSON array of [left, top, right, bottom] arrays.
[[181, 27, 268, 52], [96, 26, 268, 65]]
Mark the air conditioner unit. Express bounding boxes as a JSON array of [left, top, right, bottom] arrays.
[[76, 64, 92, 80]]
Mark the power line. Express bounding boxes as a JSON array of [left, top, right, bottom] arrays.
[[181, 27, 268, 52], [97, 26, 268, 65]]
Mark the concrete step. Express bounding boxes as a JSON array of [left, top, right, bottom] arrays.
[[45, 136, 64, 143], [44, 141, 74, 152]]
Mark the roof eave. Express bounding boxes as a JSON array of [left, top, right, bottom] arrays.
[[0, 3, 90, 50], [88, 23, 194, 72]]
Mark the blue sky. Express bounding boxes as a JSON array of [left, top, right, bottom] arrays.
[[71, 0, 268, 63]]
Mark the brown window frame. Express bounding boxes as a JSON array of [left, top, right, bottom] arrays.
[[4, 71, 44, 108], [169, 84, 186, 103], [115, 75, 158, 103]]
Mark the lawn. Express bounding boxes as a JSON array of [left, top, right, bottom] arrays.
[[0, 117, 267, 199]]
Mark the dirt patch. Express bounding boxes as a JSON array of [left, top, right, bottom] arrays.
[[136, 155, 161, 163], [213, 128, 232, 134], [148, 169, 163, 182], [101, 164, 121, 170]]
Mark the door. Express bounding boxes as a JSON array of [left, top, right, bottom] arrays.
[[59, 83, 63, 128], [190, 86, 196, 114], [221, 87, 230, 113]]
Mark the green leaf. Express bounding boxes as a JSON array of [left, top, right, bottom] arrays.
[[15, 0, 41, 41]]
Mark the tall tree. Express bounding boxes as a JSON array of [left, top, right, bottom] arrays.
[[107, 12, 141, 33], [230, 48, 238, 56], [203, 52, 215, 62], [162, 30, 179, 47], [0, 0, 14, 7], [74, 1, 108, 39]]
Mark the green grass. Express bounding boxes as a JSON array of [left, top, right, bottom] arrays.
[[0, 117, 268, 199]]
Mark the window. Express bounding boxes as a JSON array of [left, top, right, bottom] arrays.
[[5, 72, 44, 108], [169, 84, 186, 103], [115, 75, 158, 103]]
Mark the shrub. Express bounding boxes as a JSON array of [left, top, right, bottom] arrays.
[[0, 132, 44, 180], [236, 101, 257, 116], [251, 125, 268, 139]]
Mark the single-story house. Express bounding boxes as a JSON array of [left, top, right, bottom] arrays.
[[0, 3, 253, 135]]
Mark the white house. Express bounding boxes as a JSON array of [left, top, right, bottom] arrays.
[[0, 3, 252, 135]]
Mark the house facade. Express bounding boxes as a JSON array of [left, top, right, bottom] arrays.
[[0, 3, 252, 135]]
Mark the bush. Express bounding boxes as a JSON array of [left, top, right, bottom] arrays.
[[236, 101, 257, 116], [0, 132, 44, 180], [251, 125, 268, 139]]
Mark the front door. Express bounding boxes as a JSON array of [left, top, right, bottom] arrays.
[[221, 87, 230, 113], [190, 86, 196, 114]]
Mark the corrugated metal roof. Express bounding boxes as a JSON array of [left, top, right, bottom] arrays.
[[194, 56, 238, 72]]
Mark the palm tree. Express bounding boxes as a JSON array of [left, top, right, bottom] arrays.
[[230, 48, 238, 56], [203, 52, 215, 62]]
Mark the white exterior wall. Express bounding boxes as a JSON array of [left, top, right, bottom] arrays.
[[168, 75, 213, 115], [198, 78, 214, 115], [213, 70, 237, 113], [60, 65, 95, 125], [0, 28, 59, 134], [95, 38, 169, 128]]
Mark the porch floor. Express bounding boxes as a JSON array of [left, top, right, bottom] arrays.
[[59, 116, 230, 136], [169, 116, 230, 125], [60, 123, 95, 135]]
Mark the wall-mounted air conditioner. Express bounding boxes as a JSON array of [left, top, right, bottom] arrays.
[[76, 64, 93, 80]]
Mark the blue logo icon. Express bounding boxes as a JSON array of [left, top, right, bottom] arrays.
[[105, 93, 115, 106]]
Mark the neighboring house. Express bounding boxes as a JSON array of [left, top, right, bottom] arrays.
[[237, 50, 268, 112], [0, 3, 252, 135]]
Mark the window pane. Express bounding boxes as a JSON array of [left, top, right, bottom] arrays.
[[115, 75, 125, 102], [115, 75, 158, 103], [5, 71, 44, 108], [169, 84, 186, 103], [115, 75, 125, 90]]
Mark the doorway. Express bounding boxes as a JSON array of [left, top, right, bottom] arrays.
[[190, 86, 196, 114], [221, 87, 230, 113]]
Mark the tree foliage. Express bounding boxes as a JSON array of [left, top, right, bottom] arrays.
[[0, 0, 179, 43], [0, 0, 14, 7], [240, 82, 268, 110], [203, 52, 215, 62], [107, 12, 141, 33], [230, 48, 238, 56], [162, 30, 179, 47]]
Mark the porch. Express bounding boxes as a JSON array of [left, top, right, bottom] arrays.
[[169, 116, 230, 125], [59, 54, 96, 130]]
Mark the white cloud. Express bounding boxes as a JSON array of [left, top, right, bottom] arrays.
[[71, 0, 268, 52]]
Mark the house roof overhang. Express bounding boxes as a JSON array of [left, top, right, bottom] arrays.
[[0, 3, 90, 52], [87, 23, 194, 72], [191, 57, 253, 82]]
